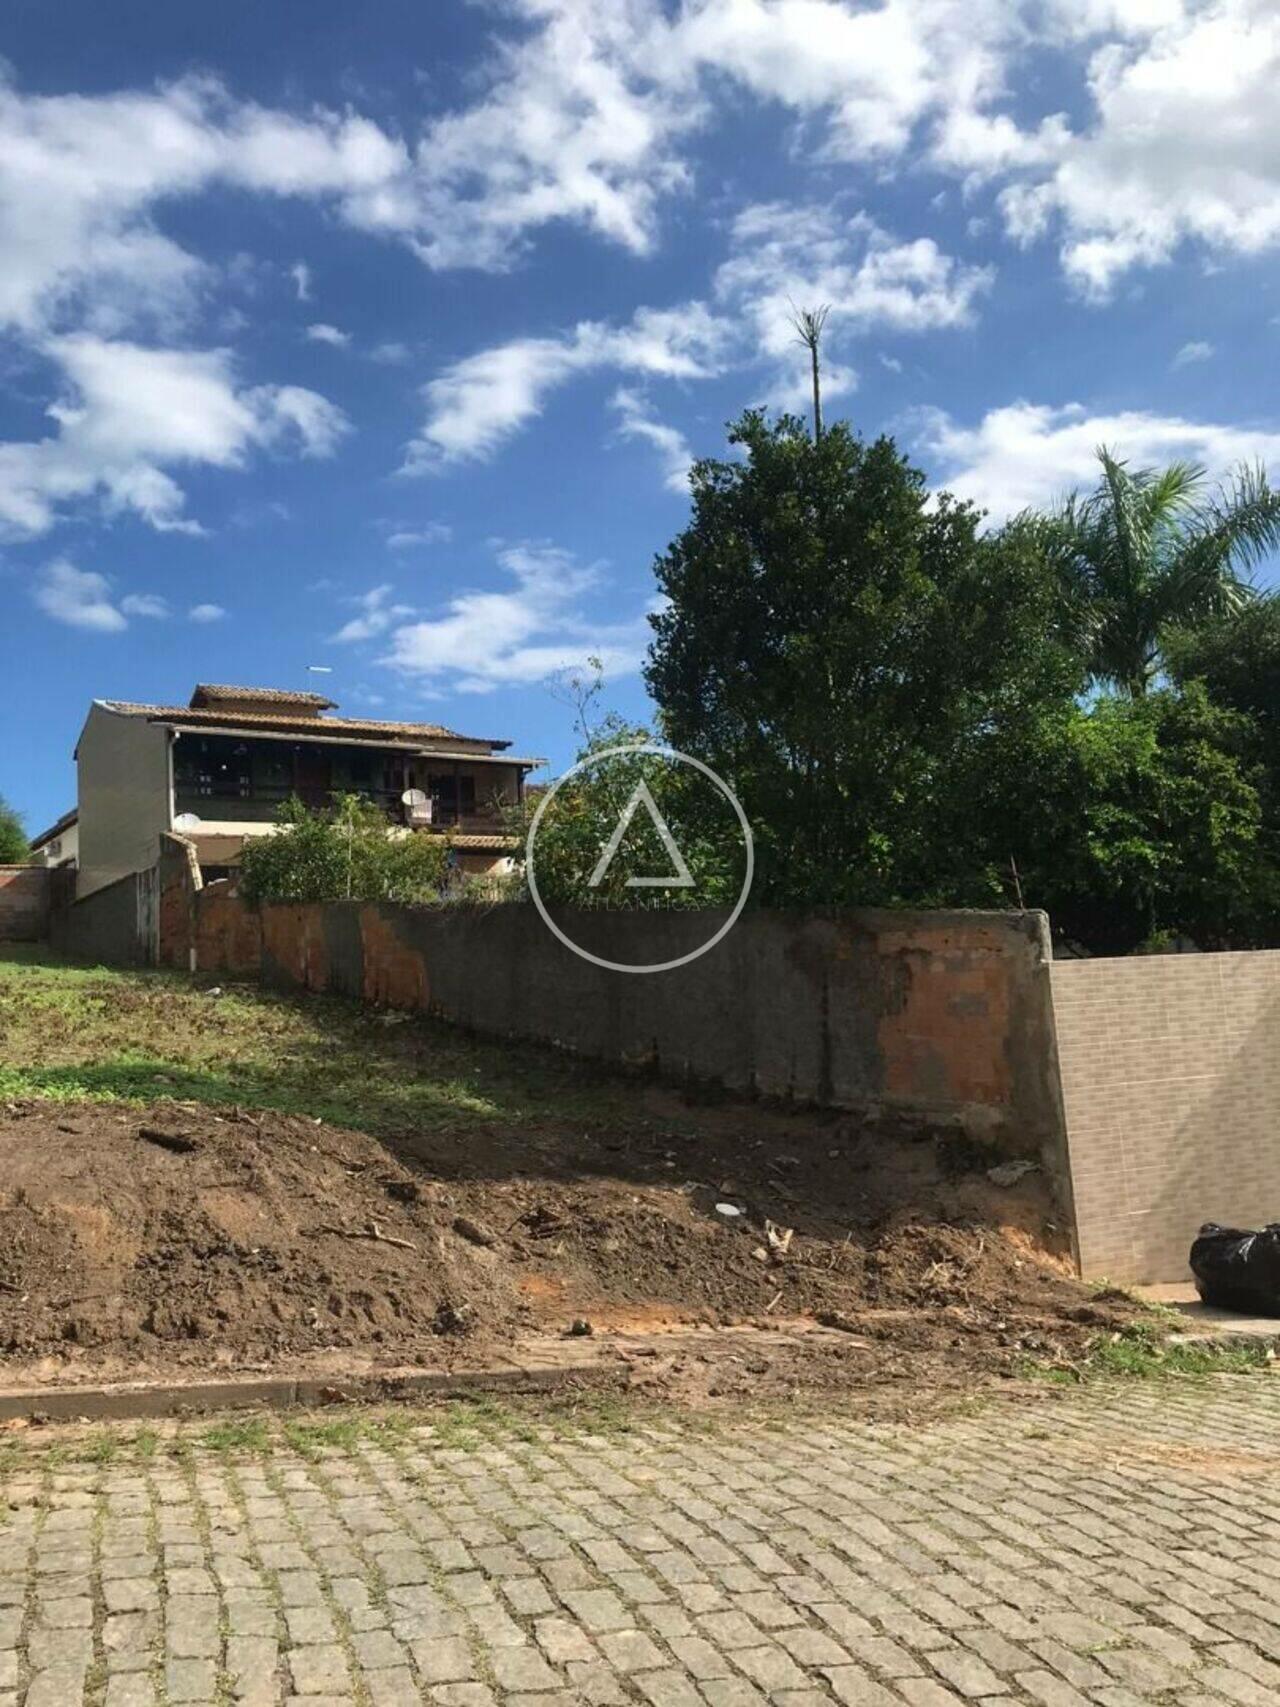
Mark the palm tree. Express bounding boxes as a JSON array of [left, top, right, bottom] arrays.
[[1043, 449, 1280, 695]]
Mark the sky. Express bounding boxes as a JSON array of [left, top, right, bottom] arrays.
[[3, 0, 1280, 836]]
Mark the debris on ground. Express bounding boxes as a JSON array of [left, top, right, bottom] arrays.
[[0, 1095, 1130, 1397], [987, 1159, 1039, 1188]]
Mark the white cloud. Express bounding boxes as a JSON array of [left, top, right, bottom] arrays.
[[0, 337, 349, 539], [712, 202, 989, 407], [404, 2, 693, 271], [993, 0, 1280, 294], [2, 5, 1274, 330], [717, 204, 993, 354], [394, 0, 1280, 297], [401, 0, 1017, 271], [406, 302, 729, 469], [120, 592, 168, 619], [409, 204, 985, 473], [611, 388, 694, 493], [1173, 339, 1214, 368], [381, 541, 649, 692], [0, 73, 407, 340], [32, 558, 126, 631], [305, 322, 350, 347], [917, 399, 1280, 519], [385, 522, 452, 549], [370, 341, 413, 365], [331, 583, 413, 643], [189, 602, 226, 622]]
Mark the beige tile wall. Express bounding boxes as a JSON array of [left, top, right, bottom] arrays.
[[1051, 952, 1280, 1283]]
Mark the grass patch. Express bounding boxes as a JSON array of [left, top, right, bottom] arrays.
[[1035, 1322, 1274, 1383], [199, 1417, 273, 1454], [0, 945, 648, 1140]]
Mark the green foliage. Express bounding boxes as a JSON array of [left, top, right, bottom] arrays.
[[511, 717, 746, 909], [1039, 449, 1280, 695], [0, 795, 28, 863], [1036, 1321, 1271, 1383], [640, 409, 1280, 949], [645, 410, 1080, 908], [238, 793, 450, 905], [991, 684, 1271, 953]]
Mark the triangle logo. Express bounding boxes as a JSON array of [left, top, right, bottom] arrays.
[[587, 779, 695, 889]]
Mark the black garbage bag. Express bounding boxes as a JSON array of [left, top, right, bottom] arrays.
[[1190, 1222, 1280, 1315]]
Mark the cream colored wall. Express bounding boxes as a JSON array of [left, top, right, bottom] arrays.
[[1052, 951, 1280, 1283], [76, 706, 172, 897], [34, 820, 79, 867]]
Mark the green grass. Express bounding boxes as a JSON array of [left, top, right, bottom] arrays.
[[0, 944, 647, 1140], [1035, 1321, 1273, 1383]]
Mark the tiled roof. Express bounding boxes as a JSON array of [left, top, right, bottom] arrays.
[[191, 683, 336, 710], [29, 807, 78, 847], [99, 700, 509, 749]]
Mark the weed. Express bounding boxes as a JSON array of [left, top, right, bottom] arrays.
[[199, 1417, 273, 1454], [1032, 1322, 1272, 1383]]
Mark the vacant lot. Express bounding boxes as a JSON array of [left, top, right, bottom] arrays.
[[0, 946, 1128, 1395]]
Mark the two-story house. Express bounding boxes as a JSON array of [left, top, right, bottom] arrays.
[[73, 683, 543, 897]]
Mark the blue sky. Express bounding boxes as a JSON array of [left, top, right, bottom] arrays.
[[3, 0, 1279, 836]]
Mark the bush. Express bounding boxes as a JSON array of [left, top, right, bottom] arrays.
[[238, 795, 451, 905], [0, 796, 27, 863]]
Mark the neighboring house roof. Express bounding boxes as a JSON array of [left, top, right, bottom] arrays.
[[29, 807, 77, 851], [93, 696, 515, 752], [190, 683, 337, 710]]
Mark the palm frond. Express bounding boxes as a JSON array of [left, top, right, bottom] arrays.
[[1193, 460, 1280, 575]]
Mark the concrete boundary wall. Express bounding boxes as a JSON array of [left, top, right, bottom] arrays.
[[0, 867, 49, 941], [50, 868, 156, 966], [165, 870, 1062, 1157], [1051, 951, 1280, 1283]]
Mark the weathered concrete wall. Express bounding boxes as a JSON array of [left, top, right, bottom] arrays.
[[188, 889, 1061, 1154], [76, 702, 171, 898], [0, 867, 49, 940], [50, 869, 153, 965], [1052, 951, 1280, 1283]]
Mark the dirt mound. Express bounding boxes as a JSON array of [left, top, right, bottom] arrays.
[[0, 1099, 1125, 1391]]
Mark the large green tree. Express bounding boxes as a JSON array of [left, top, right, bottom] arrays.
[[988, 685, 1271, 953], [1041, 449, 1280, 696], [0, 796, 27, 863], [645, 410, 1080, 907]]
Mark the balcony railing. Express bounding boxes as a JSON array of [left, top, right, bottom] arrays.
[[173, 786, 512, 835]]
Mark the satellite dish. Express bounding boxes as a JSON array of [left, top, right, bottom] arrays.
[[173, 812, 202, 832], [401, 788, 429, 809]]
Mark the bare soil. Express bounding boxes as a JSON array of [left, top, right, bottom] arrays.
[[0, 1094, 1131, 1399]]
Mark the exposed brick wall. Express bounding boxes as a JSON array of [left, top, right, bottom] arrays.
[[1052, 951, 1280, 1283], [181, 892, 1062, 1159], [0, 866, 49, 941], [157, 835, 202, 970]]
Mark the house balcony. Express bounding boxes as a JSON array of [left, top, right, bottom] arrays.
[[171, 786, 513, 838]]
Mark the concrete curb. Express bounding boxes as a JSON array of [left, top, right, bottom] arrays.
[[1168, 1329, 1280, 1353], [0, 1357, 628, 1424]]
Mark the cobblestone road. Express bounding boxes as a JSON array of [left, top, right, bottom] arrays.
[[4, 1377, 1280, 1706]]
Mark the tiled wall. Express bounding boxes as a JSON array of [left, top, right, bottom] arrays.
[[1051, 952, 1280, 1283]]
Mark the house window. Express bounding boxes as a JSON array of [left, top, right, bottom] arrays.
[[428, 774, 476, 820], [177, 736, 252, 799]]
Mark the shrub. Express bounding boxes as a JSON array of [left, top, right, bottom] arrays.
[[238, 794, 450, 905]]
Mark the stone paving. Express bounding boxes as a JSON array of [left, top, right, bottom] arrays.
[[4, 1377, 1280, 1706]]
